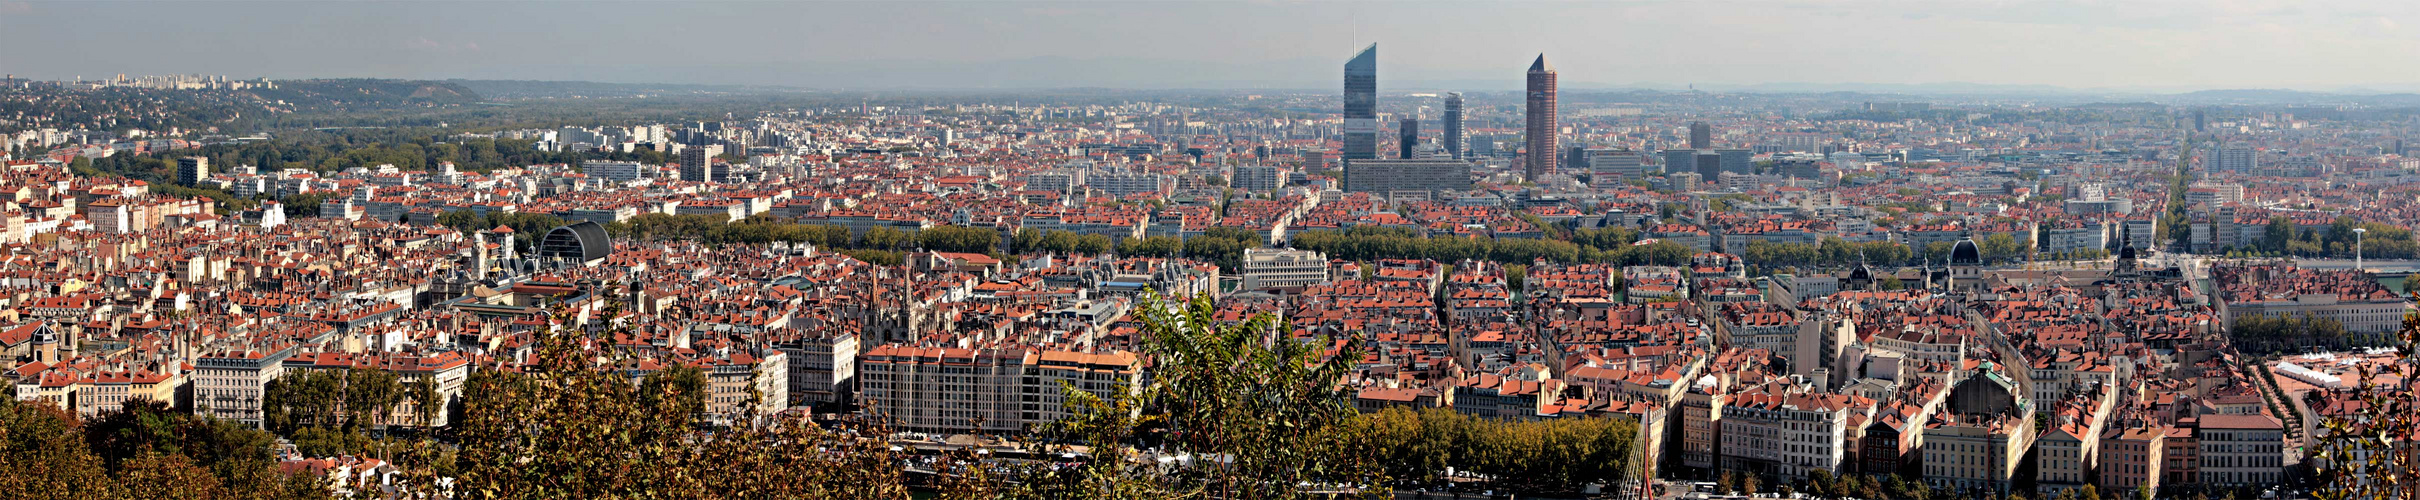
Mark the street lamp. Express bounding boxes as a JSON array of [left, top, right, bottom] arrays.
[[2353, 227, 2367, 271]]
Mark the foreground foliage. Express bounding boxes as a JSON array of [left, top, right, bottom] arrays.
[[2313, 298, 2420, 500], [6, 294, 1663, 499], [450, 309, 911, 499], [1360, 407, 1639, 495], [0, 399, 328, 500], [984, 292, 1383, 499]]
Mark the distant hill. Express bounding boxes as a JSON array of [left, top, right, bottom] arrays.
[[2170, 89, 2420, 106], [245, 79, 484, 108], [0, 78, 490, 134], [447, 79, 781, 99]]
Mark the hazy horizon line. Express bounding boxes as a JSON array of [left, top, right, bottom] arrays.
[[34, 73, 2420, 98]]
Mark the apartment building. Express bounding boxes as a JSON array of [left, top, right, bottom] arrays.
[[2198, 414, 2286, 487], [1240, 247, 1329, 290], [194, 344, 299, 428], [2099, 425, 2167, 493], [2038, 220, 2113, 254], [17, 365, 183, 418], [1232, 165, 1286, 192], [1718, 385, 1866, 478], [582, 160, 648, 182], [281, 350, 474, 428], [700, 347, 788, 422], [1088, 171, 1173, 197], [384, 352, 472, 428], [1675, 383, 1725, 471], [1453, 372, 1561, 420], [857, 345, 1139, 435], [2213, 264, 2409, 334], [1343, 159, 1473, 195], [2164, 426, 2200, 487], [775, 331, 860, 407], [1924, 373, 2035, 494], [1717, 301, 1798, 356]]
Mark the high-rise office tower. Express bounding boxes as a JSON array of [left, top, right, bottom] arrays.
[[1663, 150, 1697, 175], [2214, 145, 2258, 172], [1343, 44, 1378, 161], [1399, 118, 1420, 159], [1689, 122, 1713, 150], [176, 156, 209, 186], [680, 146, 712, 182], [1696, 151, 1723, 185], [1717, 148, 1753, 175], [1524, 54, 1558, 181], [1442, 92, 1466, 159], [1582, 148, 1643, 187]]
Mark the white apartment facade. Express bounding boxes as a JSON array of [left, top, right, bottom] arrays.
[[1240, 247, 1329, 290]]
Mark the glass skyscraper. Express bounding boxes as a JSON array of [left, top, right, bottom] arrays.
[[1443, 92, 1465, 160], [1343, 44, 1378, 161]]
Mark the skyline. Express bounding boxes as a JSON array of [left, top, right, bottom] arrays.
[[10, 2, 2420, 497], [4, 1, 2419, 93]]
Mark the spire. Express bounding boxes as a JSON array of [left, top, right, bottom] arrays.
[[1529, 53, 1553, 73], [1346, 43, 1377, 72]]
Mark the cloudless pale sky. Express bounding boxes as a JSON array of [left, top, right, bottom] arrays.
[[4, 0, 2415, 91]]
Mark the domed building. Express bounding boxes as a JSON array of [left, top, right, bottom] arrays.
[[537, 220, 613, 268], [1945, 237, 1984, 292], [1845, 262, 1876, 291]]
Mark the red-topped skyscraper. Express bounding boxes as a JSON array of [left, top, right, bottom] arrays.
[[1524, 54, 1558, 181]]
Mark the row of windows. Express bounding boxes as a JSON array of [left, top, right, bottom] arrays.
[[2202, 471, 2280, 485], [2201, 442, 2281, 453], [2202, 455, 2282, 468]]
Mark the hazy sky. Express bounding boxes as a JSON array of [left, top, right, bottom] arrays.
[[4, 0, 2416, 91]]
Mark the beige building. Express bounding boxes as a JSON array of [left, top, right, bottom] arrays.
[[2036, 382, 2118, 497], [2212, 265, 2408, 334], [2099, 425, 2167, 493], [16, 365, 184, 417], [699, 347, 788, 423], [1923, 371, 2035, 495], [1240, 247, 1328, 290], [86, 200, 131, 234], [374, 353, 472, 428], [194, 344, 298, 428], [1673, 383, 1725, 471], [775, 331, 858, 407], [2198, 414, 2286, 487], [1717, 385, 1868, 479], [857, 345, 1139, 435]]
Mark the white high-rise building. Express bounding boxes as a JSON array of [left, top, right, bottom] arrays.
[[177, 156, 209, 186], [1232, 165, 1285, 192], [1828, 151, 1866, 171], [1088, 172, 1172, 197], [2213, 146, 2258, 172], [1588, 150, 1644, 187], [583, 160, 648, 182], [259, 202, 286, 229]]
